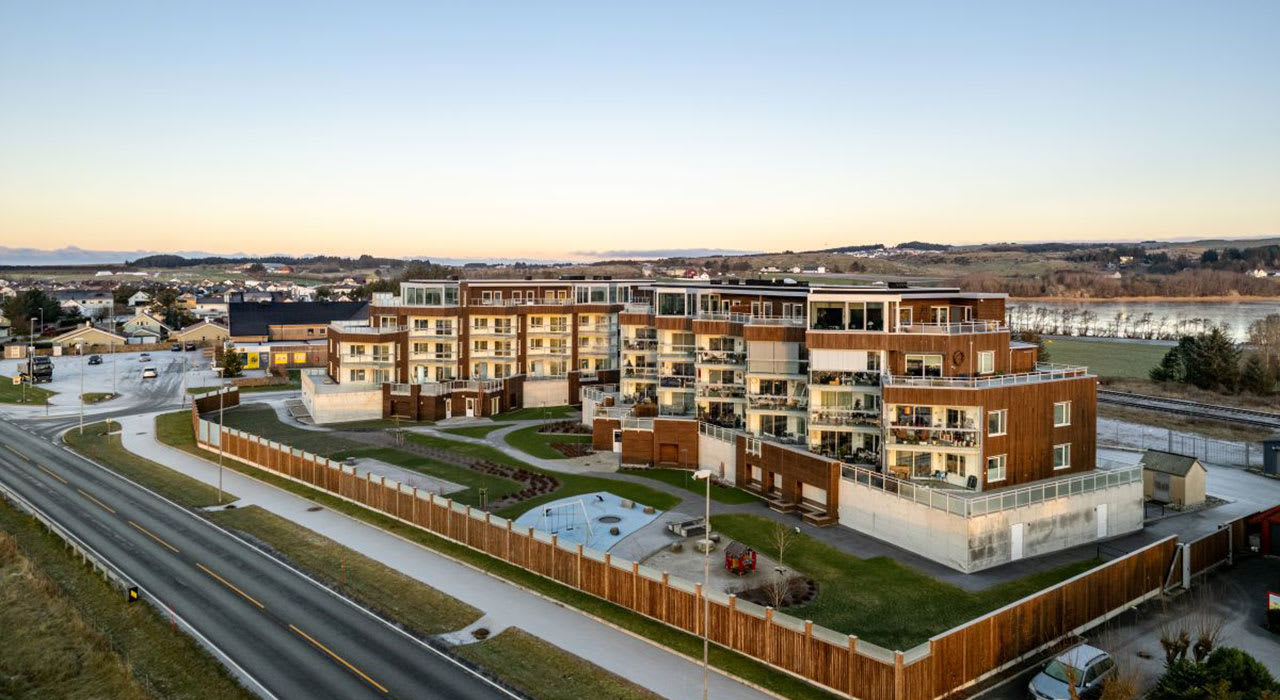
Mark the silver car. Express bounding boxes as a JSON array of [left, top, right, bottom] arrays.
[[1029, 644, 1115, 700]]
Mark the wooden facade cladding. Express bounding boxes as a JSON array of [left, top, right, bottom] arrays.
[[655, 316, 694, 331], [883, 376, 1097, 488], [807, 330, 1013, 375], [593, 418, 620, 450], [1011, 346, 1038, 373], [619, 419, 699, 467], [897, 296, 1005, 323], [619, 312, 655, 325], [735, 437, 840, 513], [692, 319, 744, 336], [743, 325, 807, 343]]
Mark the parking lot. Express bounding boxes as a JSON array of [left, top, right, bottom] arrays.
[[0, 347, 266, 414]]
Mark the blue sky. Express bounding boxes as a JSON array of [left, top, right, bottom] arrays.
[[1, 1, 1277, 259]]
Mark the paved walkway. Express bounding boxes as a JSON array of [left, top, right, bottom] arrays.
[[112, 412, 773, 700]]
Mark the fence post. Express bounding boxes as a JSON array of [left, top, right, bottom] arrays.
[[894, 650, 905, 700], [505, 520, 512, 562], [412, 487, 418, 524], [847, 635, 858, 695], [632, 561, 639, 611], [662, 572, 670, 621], [1181, 542, 1192, 590], [551, 534, 557, 575], [764, 607, 774, 662], [604, 553, 612, 600], [577, 544, 584, 587], [804, 620, 814, 678]]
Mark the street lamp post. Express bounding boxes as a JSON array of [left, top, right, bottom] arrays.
[[692, 468, 714, 700], [218, 371, 225, 505]]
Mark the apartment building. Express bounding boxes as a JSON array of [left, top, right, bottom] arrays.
[[590, 279, 1141, 572], [313, 277, 642, 422]]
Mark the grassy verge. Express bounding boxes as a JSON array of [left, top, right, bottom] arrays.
[[0, 375, 54, 404], [504, 424, 592, 459], [0, 501, 253, 700], [441, 423, 511, 438], [156, 410, 840, 700], [1099, 404, 1264, 442], [81, 391, 119, 404], [330, 446, 522, 508], [711, 513, 1099, 650], [494, 405, 578, 421], [211, 506, 480, 636], [1043, 337, 1167, 379], [217, 405, 362, 454], [621, 468, 761, 505], [455, 628, 661, 700], [64, 421, 234, 507], [328, 417, 435, 430], [405, 432, 682, 518]]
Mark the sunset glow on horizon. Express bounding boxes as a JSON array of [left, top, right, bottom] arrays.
[[1, 1, 1277, 259]]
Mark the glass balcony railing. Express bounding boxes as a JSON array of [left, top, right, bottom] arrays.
[[886, 427, 980, 449], [622, 338, 658, 351], [883, 364, 1090, 389], [746, 394, 808, 411], [696, 350, 746, 366], [695, 383, 746, 399]]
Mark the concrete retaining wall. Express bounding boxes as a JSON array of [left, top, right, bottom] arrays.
[[699, 432, 738, 485], [301, 371, 382, 424], [523, 378, 568, 408]]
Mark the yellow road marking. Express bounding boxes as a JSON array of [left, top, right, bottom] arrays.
[[4, 445, 29, 461], [37, 464, 68, 484], [196, 563, 265, 609], [289, 624, 389, 694], [77, 488, 116, 514], [128, 520, 180, 554]]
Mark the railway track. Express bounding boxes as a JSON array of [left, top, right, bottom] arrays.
[[1098, 390, 1280, 429]]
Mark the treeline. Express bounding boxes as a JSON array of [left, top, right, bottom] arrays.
[[954, 269, 1278, 298], [1199, 244, 1280, 271], [126, 253, 428, 270], [1150, 315, 1280, 396]]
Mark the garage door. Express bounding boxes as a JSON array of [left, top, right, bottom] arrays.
[[658, 444, 679, 464]]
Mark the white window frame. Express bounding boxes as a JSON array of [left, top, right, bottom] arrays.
[[1054, 401, 1071, 427], [987, 454, 1006, 482], [1053, 443, 1071, 470], [978, 350, 995, 375], [987, 409, 1007, 436]]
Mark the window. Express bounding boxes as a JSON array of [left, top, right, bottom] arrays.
[[930, 306, 950, 324], [987, 454, 1006, 482], [657, 292, 688, 316], [866, 352, 881, 372], [978, 350, 995, 375], [811, 302, 844, 330], [865, 303, 885, 331], [945, 453, 965, 475], [481, 291, 492, 303], [987, 409, 1007, 436], [349, 369, 366, 382], [1054, 401, 1071, 427], [1053, 443, 1071, 469], [898, 307, 913, 327], [414, 319, 429, 330], [905, 354, 943, 377], [512, 291, 522, 302]]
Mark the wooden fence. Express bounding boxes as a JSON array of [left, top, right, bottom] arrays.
[[190, 399, 1240, 700]]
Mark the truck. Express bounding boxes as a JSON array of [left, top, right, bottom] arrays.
[[23, 355, 53, 384]]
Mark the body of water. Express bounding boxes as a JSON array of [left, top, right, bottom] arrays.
[[1007, 298, 1278, 342]]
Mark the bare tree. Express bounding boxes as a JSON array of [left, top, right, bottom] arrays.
[[762, 574, 792, 609], [770, 522, 798, 569]]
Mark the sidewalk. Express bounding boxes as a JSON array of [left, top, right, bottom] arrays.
[[112, 412, 774, 700]]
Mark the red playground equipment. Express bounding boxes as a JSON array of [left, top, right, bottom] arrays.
[[723, 541, 757, 576]]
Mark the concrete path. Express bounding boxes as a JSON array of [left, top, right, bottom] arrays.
[[113, 412, 774, 700]]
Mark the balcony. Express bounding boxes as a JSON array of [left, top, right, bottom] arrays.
[[577, 323, 615, 334], [658, 344, 696, 358], [527, 325, 570, 336], [809, 408, 881, 428], [746, 393, 809, 412], [527, 346, 570, 356], [344, 353, 395, 366], [623, 338, 658, 351], [696, 350, 746, 366], [816, 448, 882, 469], [887, 426, 980, 449], [621, 391, 656, 404], [746, 359, 808, 377], [695, 383, 746, 399], [899, 321, 1007, 335], [658, 404, 695, 417], [578, 344, 617, 356], [883, 363, 1090, 389], [810, 370, 882, 388], [470, 347, 515, 358], [331, 320, 405, 335], [469, 297, 571, 307], [622, 366, 658, 379], [470, 325, 517, 336], [418, 378, 505, 395], [658, 375, 696, 390], [746, 315, 806, 327], [410, 351, 455, 362], [697, 412, 744, 430]]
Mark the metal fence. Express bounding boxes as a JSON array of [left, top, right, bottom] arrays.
[[1097, 418, 1263, 468]]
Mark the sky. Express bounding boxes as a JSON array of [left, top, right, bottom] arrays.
[[1, 1, 1278, 261]]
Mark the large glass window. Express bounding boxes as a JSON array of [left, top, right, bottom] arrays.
[[866, 303, 885, 331], [657, 292, 688, 316], [848, 303, 865, 330], [905, 354, 943, 377], [987, 454, 1006, 481], [1054, 443, 1071, 469], [987, 409, 1007, 436], [812, 302, 844, 330]]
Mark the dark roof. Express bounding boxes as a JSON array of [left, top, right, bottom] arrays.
[[725, 541, 753, 557], [228, 301, 367, 338], [1139, 450, 1204, 477]]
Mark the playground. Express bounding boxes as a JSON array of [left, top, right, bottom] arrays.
[[514, 491, 663, 551]]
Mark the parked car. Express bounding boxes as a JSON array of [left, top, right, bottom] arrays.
[[184, 342, 196, 351], [139, 353, 151, 362], [1029, 644, 1115, 700], [171, 342, 182, 352], [141, 367, 158, 379], [87, 355, 103, 365]]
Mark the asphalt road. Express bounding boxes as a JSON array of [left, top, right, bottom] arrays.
[[0, 418, 514, 700]]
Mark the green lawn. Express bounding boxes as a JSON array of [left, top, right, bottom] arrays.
[[405, 432, 682, 518], [153, 410, 839, 700], [1043, 337, 1168, 380], [329, 446, 523, 508], [504, 424, 592, 459], [711, 514, 1099, 650], [212, 506, 479, 636], [81, 392, 119, 404], [441, 423, 511, 438], [455, 628, 661, 700], [0, 375, 54, 404], [64, 421, 234, 507], [621, 468, 761, 505], [0, 500, 253, 700], [328, 417, 434, 430], [216, 405, 362, 455], [494, 404, 579, 421]]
